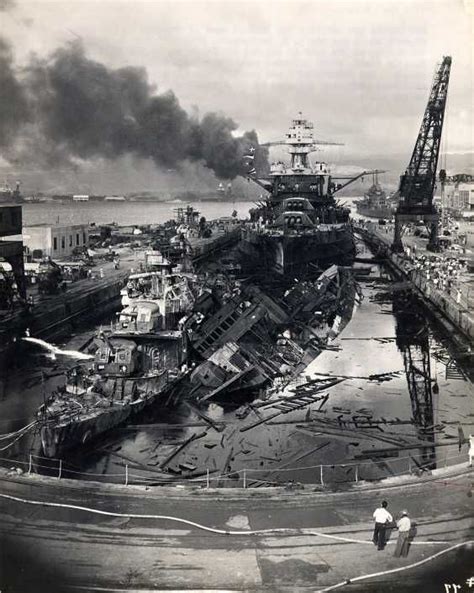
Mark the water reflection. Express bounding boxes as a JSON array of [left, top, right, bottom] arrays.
[[393, 290, 436, 470]]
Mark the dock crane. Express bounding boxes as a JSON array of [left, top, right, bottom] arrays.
[[392, 56, 452, 252]]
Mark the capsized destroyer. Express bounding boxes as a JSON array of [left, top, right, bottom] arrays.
[[241, 114, 370, 276]]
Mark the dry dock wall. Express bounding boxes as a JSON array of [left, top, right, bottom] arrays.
[[0, 275, 125, 353], [391, 252, 474, 340], [357, 226, 474, 341]]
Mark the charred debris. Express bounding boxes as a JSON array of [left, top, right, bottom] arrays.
[[36, 208, 360, 462], [181, 261, 358, 404]]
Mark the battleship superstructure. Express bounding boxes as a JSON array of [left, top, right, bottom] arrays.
[[241, 115, 363, 275]]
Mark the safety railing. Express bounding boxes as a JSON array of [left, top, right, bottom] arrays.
[[0, 448, 469, 489]]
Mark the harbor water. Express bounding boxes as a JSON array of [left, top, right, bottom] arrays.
[[22, 200, 255, 227]]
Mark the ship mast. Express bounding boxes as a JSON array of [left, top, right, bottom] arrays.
[[261, 112, 344, 173], [285, 114, 315, 171]]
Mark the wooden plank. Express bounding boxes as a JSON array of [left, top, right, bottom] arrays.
[[159, 431, 207, 469], [239, 410, 282, 433], [183, 401, 225, 432], [268, 441, 330, 473], [199, 367, 254, 402]]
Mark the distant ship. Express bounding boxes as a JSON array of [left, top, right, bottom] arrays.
[[355, 171, 394, 219], [241, 114, 364, 276], [0, 180, 22, 203], [211, 182, 232, 201]]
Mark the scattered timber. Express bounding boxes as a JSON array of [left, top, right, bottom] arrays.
[[158, 431, 207, 469], [183, 401, 225, 432], [355, 439, 468, 458], [268, 441, 330, 473]]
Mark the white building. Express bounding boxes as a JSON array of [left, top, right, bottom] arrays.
[[23, 223, 89, 259], [444, 181, 474, 212]]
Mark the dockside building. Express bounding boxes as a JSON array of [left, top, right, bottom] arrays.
[[23, 223, 89, 259]]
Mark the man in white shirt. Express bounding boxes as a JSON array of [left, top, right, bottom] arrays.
[[394, 510, 411, 557], [372, 500, 393, 550]]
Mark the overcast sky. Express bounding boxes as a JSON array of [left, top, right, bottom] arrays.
[[2, 0, 473, 162]]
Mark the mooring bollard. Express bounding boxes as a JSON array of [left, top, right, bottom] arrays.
[[320, 465, 324, 486], [58, 459, 62, 480], [28, 454, 32, 475], [243, 469, 247, 489], [125, 464, 129, 486], [206, 468, 210, 489], [355, 465, 358, 483]]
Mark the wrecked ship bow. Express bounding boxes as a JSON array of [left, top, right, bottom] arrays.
[[38, 257, 196, 458]]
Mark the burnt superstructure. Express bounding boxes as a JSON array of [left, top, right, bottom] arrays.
[[38, 258, 195, 457]]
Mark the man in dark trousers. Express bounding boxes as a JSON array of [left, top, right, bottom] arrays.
[[394, 510, 411, 557], [372, 500, 393, 550]]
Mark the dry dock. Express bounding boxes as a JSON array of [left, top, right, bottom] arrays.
[[1, 220, 472, 593]]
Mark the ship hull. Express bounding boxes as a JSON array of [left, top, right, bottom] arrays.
[[355, 204, 393, 219], [40, 381, 176, 458], [240, 223, 355, 275], [40, 404, 131, 459]]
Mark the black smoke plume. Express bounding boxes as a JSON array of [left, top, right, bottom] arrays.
[[0, 38, 29, 147], [0, 38, 268, 179], [0, 0, 16, 12]]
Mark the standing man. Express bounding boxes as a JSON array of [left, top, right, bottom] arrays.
[[394, 510, 411, 557], [372, 500, 393, 550]]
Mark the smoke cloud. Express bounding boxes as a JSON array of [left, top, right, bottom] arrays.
[[0, 38, 267, 179], [0, 0, 16, 12], [0, 38, 29, 148]]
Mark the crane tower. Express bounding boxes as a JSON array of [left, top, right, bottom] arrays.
[[392, 56, 452, 252]]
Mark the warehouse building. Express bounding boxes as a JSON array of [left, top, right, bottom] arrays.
[[23, 223, 89, 259]]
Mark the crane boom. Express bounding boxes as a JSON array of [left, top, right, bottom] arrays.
[[392, 56, 452, 252], [398, 56, 451, 212]]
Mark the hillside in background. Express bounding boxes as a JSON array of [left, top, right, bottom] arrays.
[[337, 152, 474, 196]]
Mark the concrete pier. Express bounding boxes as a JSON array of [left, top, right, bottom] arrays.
[[0, 464, 472, 592], [357, 224, 474, 342], [0, 269, 128, 353]]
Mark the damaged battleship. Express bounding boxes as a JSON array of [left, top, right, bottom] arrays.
[[241, 114, 368, 275]]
